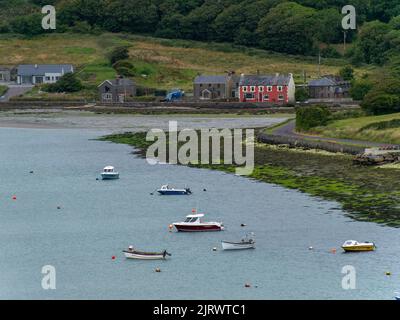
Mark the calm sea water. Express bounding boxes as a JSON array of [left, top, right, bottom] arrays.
[[0, 126, 399, 300]]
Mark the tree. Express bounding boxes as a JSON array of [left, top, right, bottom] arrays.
[[108, 46, 130, 65], [10, 14, 46, 36], [349, 79, 373, 100], [296, 106, 331, 131], [44, 73, 84, 93], [257, 2, 318, 55], [339, 66, 354, 81], [295, 87, 309, 102], [352, 21, 392, 65], [361, 77, 400, 114]]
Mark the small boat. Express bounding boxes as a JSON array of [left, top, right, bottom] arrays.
[[101, 166, 119, 180], [222, 233, 255, 250], [157, 184, 192, 195], [123, 246, 171, 260], [172, 213, 224, 232], [341, 240, 376, 252]]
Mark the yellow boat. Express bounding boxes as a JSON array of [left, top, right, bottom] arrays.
[[342, 240, 376, 252]]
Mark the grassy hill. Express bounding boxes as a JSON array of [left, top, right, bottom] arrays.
[[310, 113, 400, 145], [0, 33, 374, 99]]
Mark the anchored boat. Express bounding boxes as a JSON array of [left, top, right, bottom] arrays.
[[222, 233, 255, 250], [123, 246, 171, 260], [101, 166, 119, 180], [341, 240, 376, 252], [172, 213, 224, 232], [157, 184, 192, 195]]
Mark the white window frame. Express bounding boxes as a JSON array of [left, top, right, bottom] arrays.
[[277, 86, 283, 92], [263, 94, 269, 101], [242, 86, 247, 92], [278, 94, 284, 101], [267, 86, 272, 92], [258, 86, 264, 92], [250, 86, 255, 92], [103, 93, 113, 101]]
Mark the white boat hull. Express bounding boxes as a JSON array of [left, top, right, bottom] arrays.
[[101, 173, 119, 180], [123, 251, 166, 260], [221, 241, 255, 250]]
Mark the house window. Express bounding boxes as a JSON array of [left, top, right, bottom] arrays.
[[46, 76, 51, 81], [263, 95, 269, 101], [250, 86, 255, 92], [258, 86, 264, 92], [242, 86, 247, 92], [103, 93, 112, 101], [277, 86, 283, 92], [267, 86, 272, 92], [200, 84, 203, 87], [245, 93, 255, 99], [55, 77, 60, 81], [278, 95, 284, 100], [217, 84, 221, 88]]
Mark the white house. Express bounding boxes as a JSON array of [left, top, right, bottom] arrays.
[[17, 64, 74, 85]]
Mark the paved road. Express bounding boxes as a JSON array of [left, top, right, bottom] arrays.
[[0, 84, 33, 102], [273, 120, 397, 148]]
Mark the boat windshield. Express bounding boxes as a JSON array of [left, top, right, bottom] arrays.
[[184, 217, 192, 222]]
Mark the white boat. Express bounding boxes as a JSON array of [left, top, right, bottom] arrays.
[[101, 166, 119, 180], [172, 213, 224, 232], [123, 246, 171, 260], [222, 233, 255, 250], [157, 184, 192, 195], [341, 240, 376, 252]]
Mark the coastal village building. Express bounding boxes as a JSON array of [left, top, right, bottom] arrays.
[[238, 74, 295, 104], [98, 78, 136, 103], [17, 64, 74, 85], [193, 73, 239, 100], [0, 66, 16, 83], [308, 76, 351, 99]]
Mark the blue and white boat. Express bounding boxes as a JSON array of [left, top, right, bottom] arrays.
[[157, 184, 192, 195], [101, 166, 120, 180]]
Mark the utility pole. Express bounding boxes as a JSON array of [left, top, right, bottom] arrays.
[[343, 31, 347, 53], [318, 52, 321, 78]]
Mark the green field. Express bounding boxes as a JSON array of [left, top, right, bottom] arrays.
[[0, 33, 374, 99], [310, 113, 400, 145]]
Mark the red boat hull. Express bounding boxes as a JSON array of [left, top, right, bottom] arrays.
[[174, 224, 223, 232]]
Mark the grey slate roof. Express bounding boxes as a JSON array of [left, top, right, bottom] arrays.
[[194, 75, 228, 84], [17, 64, 74, 76], [239, 75, 291, 86], [100, 79, 135, 87], [308, 77, 337, 87]]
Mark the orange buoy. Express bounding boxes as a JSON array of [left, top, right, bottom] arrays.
[[330, 248, 337, 254], [12, 195, 17, 200], [168, 224, 173, 232], [111, 256, 116, 260]]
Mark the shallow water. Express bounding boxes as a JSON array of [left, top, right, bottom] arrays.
[[0, 126, 399, 300]]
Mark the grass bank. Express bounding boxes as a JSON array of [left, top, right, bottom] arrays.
[[99, 131, 400, 227], [309, 113, 400, 145]]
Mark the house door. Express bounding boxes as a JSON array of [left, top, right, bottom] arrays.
[[259, 92, 263, 102]]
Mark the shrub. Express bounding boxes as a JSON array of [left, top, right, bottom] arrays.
[[350, 79, 373, 100], [296, 105, 331, 131], [43, 73, 83, 93], [108, 46, 130, 65], [295, 87, 309, 102]]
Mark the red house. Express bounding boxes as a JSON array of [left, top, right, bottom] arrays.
[[239, 74, 295, 104]]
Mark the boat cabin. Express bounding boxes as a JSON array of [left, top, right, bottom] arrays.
[[184, 214, 204, 223], [103, 166, 115, 173]]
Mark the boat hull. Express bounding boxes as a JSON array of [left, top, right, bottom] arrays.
[[123, 251, 167, 260], [101, 173, 120, 180], [342, 245, 375, 252], [173, 224, 224, 232], [157, 190, 190, 195], [221, 241, 255, 250]]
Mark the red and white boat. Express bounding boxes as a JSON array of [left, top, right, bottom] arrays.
[[172, 213, 224, 232]]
